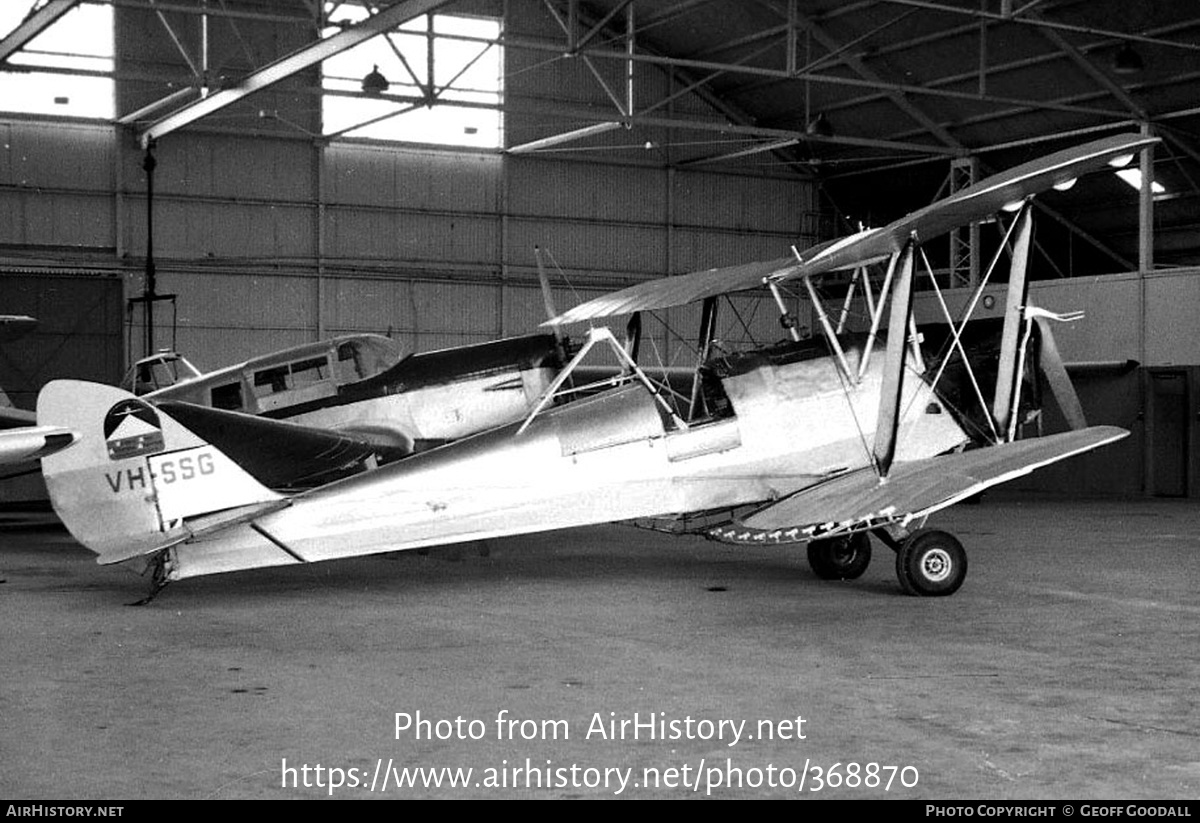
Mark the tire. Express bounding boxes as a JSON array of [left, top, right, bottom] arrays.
[[895, 529, 967, 596], [807, 532, 872, 580]]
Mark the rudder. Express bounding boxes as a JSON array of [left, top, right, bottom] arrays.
[[38, 380, 282, 565]]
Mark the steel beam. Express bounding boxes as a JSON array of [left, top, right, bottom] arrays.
[[0, 0, 81, 64], [507, 121, 622, 154], [878, 0, 1200, 52], [1138, 124, 1155, 274], [506, 34, 1130, 121], [765, 0, 962, 151], [138, 0, 452, 147]]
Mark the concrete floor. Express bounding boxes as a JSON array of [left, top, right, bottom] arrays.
[[1, 494, 1197, 800]]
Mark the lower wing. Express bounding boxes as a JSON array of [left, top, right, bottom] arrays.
[[710, 426, 1128, 544]]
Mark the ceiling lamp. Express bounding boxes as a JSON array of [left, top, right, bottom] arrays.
[[806, 112, 834, 138], [1112, 42, 1144, 74], [1114, 168, 1165, 194], [362, 65, 389, 95]]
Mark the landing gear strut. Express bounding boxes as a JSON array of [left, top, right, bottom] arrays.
[[127, 552, 170, 607]]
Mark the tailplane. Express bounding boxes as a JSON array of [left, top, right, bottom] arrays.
[[37, 380, 282, 565]]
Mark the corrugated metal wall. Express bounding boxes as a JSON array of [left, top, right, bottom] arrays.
[[0, 117, 817, 371]]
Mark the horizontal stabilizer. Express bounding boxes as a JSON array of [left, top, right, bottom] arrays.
[[156, 401, 409, 489], [710, 426, 1128, 545], [547, 133, 1157, 326]]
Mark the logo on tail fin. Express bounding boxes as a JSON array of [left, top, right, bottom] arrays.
[[104, 399, 165, 460]]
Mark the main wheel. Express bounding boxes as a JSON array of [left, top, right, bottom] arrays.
[[895, 529, 967, 596], [807, 533, 872, 580]]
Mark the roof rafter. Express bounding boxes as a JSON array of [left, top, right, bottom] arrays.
[[877, 0, 1200, 52], [0, 0, 81, 64], [753, 0, 964, 151], [137, 0, 452, 148], [808, 13, 1200, 122]]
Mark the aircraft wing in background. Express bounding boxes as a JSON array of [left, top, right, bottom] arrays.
[[0, 425, 77, 466]]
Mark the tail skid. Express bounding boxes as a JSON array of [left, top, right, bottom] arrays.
[[37, 380, 283, 565]]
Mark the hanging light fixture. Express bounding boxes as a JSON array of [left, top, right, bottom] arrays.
[[362, 64, 390, 94], [1112, 42, 1144, 74], [806, 112, 834, 138]]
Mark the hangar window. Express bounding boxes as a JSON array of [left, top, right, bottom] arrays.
[[321, 6, 502, 148], [0, 3, 114, 119]]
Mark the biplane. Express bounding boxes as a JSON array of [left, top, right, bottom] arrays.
[[36, 133, 1153, 598]]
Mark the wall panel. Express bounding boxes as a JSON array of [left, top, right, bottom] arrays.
[[326, 146, 501, 212], [673, 170, 811, 235], [322, 277, 413, 336], [507, 218, 665, 277], [501, 283, 557, 335], [670, 226, 793, 272], [132, 200, 313, 259], [507, 158, 666, 223], [1030, 275, 1142, 363], [1145, 270, 1200, 366], [158, 271, 315, 333], [1029, 269, 1200, 367], [0, 191, 114, 248], [0, 122, 114, 190], [151, 135, 314, 201], [411, 280, 499, 338]]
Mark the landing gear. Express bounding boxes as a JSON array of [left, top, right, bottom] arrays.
[[894, 529, 967, 597], [127, 551, 171, 607], [806, 532, 872, 580], [801, 525, 969, 596]]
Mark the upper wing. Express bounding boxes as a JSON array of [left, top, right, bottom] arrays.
[[155, 401, 409, 489], [547, 133, 1157, 327], [0, 425, 77, 465], [709, 426, 1128, 544], [545, 256, 798, 328]]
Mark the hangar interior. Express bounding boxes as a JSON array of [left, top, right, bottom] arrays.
[[3, 1, 1200, 803], [0, 0, 1198, 503]]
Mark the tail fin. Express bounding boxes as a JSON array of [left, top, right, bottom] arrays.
[[37, 380, 282, 565]]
